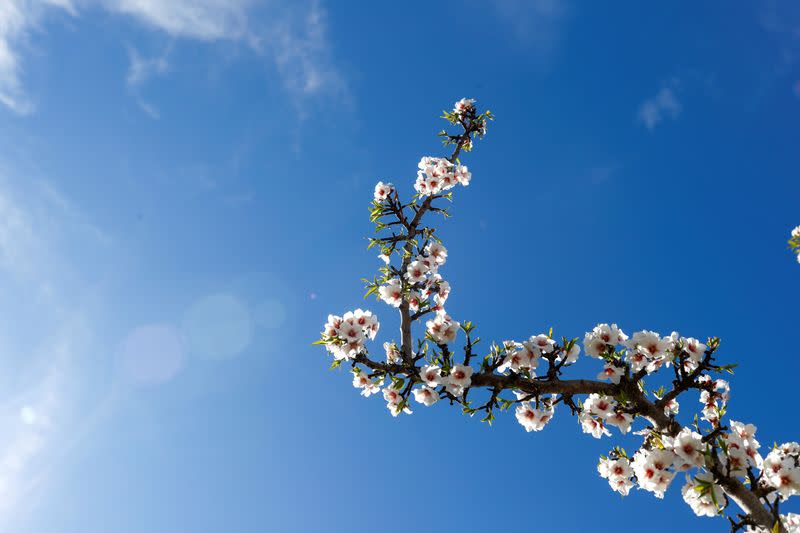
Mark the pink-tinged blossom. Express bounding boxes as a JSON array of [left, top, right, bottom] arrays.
[[352, 369, 381, 397], [412, 386, 440, 406], [426, 314, 459, 344], [579, 412, 611, 439], [383, 387, 412, 417], [378, 280, 403, 307], [419, 365, 442, 387], [425, 242, 448, 265], [444, 364, 473, 396], [681, 473, 723, 517], [373, 181, 394, 202], [515, 402, 554, 432], [598, 457, 634, 496], [672, 428, 705, 467], [453, 98, 475, 115], [597, 363, 624, 384]]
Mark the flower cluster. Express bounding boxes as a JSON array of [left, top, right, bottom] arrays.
[[414, 156, 471, 196], [790, 226, 800, 263], [318, 100, 798, 533], [698, 375, 730, 426], [373, 181, 394, 202], [763, 442, 800, 498], [320, 310, 380, 360], [598, 456, 634, 495], [515, 394, 555, 432], [581, 393, 634, 437], [453, 98, 475, 116]]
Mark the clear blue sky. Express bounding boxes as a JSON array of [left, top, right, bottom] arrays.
[[0, 1, 798, 532]]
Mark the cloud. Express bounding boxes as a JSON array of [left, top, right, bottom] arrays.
[[0, 0, 76, 114], [0, 174, 101, 527], [0, 0, 346, 115], [637, 81, 682, 130], [125, 45, 169, 118], [488, 0, 569, 61]]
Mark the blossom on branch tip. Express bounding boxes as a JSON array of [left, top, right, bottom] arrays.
[[374, 181, 394, 202], [453, 98, 475, 116], [319, 310, 380, 361]]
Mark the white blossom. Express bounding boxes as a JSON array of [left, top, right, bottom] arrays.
[[412, 386, 440, 406], [444, 364, 473, 396], [378, 279, 403, 307], [681, 473, 723, 517], [515, 402, 554, 432], [352, 369, 380, 397], [374, 181, 394, 202]]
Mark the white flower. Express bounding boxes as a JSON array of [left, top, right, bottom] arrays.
[[673, 428, 705, 467], [383, 387, 412, 417], [407, 291, 422, 312], [415, 157, 467, 197], [529, 334, 555, 354], [584, 324, 627, 358], [579, 412, 610, 439], [682, 337, 707, 362], [453, 98, 475, 115], [627, 330, 673, 360], [352, 369, 380, 397], [378, 280, 403, 307], [406, 260, 430, 283], [425, 241, 448, 265], [584, 394, 617, 419], [498, 345, 532, 374], [347, 309, 379, 340], [792, 225, 800, 238], [515, 402, 554, 432], [455, 165, 471, 186], [663, 398, 679, 416], [598, 457, 633, 496], [419, 365, 442, 387], [681, 473, 723, 517], [605, 411, 633, 434], [378, 253, 390, 264], [597, 363, 624, 384], [412, 386, 440, 406], [445, 364, 473, 395], [632, 448, 677, 498], [426, 314, 459, 344], [373, 181, 394, 202]]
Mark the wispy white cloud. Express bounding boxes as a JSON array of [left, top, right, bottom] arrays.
[[0, 0, 346, 115], [637, 81, 682, 130], [487, 0, 569, 62], [125, 45, 169, 118], [0, 174, 99, 527], [0, 0, 76, 114]]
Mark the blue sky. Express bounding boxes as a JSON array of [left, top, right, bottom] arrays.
[[0, 1, 798, 532]]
